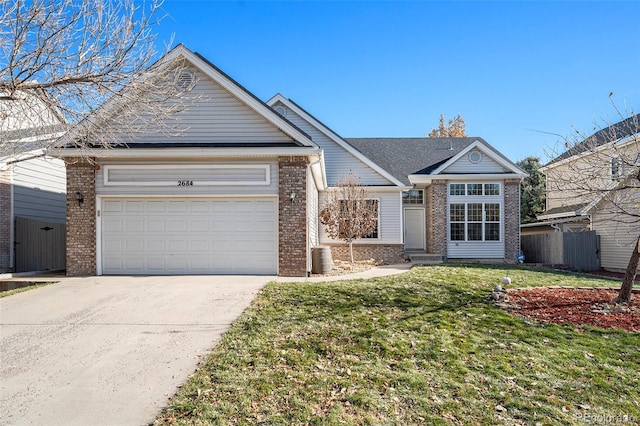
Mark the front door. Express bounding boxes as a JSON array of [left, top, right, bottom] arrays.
[[404, 208, 425, 250]]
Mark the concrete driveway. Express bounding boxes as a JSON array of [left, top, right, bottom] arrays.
[[0, 275, 270, 426]]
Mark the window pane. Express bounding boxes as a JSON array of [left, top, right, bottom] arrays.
[[450, 204, 465, 221], [468, 223, 482, 240], [450, 184, 465, 196], [484, 183, 500, 195], [450, 223, 465, 241], [467, 183, 483, 195], [485, 203, 500, 222], [362, 200, 379, 239], [485, 223, 500, 241], [402, 189, 423, 204], [468, 203, 483, 221]]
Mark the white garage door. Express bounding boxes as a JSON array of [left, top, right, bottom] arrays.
[[101, 198, 277, 275]]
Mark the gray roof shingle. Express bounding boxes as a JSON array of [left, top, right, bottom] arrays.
[[548, 113, 639, 165], [344, 137, 477, 185]]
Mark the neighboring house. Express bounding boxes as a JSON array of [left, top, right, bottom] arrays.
[[0, 91, 67, 273], [55, 44, 525, 277], [525, 114, 640, 272]]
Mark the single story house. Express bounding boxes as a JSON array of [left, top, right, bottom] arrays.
[[56, 44, 526, 277]]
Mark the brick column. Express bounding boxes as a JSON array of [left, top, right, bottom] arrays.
[[503, 179, 521, 263], [279, 156, 308, 277], [0, 167, 12, 272], [65, 158, 97, 276], [426, 180, 447, 256]]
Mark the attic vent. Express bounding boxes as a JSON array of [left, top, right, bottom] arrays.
[[468, 150, 482, 164], [274, 105, 287, 117], [175, 70, 195, 91]]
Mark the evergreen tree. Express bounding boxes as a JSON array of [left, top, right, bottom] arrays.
[[517, 156, 546, 224]]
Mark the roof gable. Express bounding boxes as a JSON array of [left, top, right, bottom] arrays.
[[433, 139, 525, 176], [345, 138, 525, 185], [58, 44, 315, 150], [345, 138, 473, 185], [267, 95, 404, 187]]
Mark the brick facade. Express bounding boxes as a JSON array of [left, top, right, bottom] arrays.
[[426, 180, 447, 256], [0, 167, 11, 272], [278, 156, 308, 277], [327, 243, 404, 264], [503, 179, 521, 263], [65, 158, 97, 276]]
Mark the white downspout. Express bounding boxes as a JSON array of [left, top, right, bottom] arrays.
[[307, 153, 324, 275]]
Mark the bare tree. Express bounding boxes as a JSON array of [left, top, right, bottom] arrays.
[[319, 173, 378, 264], [544, 108, 639, 303], [0, 0, 193, 159], [428, 114, 467, 137]]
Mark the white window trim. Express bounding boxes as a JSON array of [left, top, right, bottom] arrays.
[[447, 182, 504, 244], [336, 197, 381, 241], [448, 201, 503, 243], [361, 198, 381, 240], [402, 189, 425, 205], [448, 182, 502, 197], [103, 164, 271, 187]]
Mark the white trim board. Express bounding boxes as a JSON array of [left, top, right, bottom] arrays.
[[103, 164, 271, 187]]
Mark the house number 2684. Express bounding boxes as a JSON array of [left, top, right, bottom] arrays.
[[177, 180, 193, 186]]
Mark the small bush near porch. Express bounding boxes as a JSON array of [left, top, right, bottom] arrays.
[[155, 265, 639, 425]]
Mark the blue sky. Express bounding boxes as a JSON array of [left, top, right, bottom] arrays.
[[155, 1, 640, 162]]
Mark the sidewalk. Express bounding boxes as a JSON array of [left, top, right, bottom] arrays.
[[276, 263, 412, 283]]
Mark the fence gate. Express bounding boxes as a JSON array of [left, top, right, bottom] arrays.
[[15, 216, 66, 272], [562, 231, 600, 272]]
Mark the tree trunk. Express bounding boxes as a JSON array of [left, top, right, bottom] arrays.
[[615, 235, 640, 304], [349, 240, 354, 265]]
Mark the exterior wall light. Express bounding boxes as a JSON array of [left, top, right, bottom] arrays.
[[76, 191, 84, 204], [290, 192, 296, 203]]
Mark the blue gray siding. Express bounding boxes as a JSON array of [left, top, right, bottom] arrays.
[[108, 68, 295, 145], [12, 157, 66, 223], [271, 102, 393, 186]]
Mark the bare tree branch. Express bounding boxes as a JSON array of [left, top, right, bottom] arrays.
[[1, 0, 194, 159], [544, 110, 639, 302], [320, 173, 378, 264]]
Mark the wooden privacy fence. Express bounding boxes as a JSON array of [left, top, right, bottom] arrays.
[[15, 216, 66, 272], [521, 231, 600, 271]]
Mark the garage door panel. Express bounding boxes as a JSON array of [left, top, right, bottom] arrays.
[[147, 240, 166, 253], [168, 240, 188, 252], [124, 201, 144, 212], [147, 201, 166, 212], [124, 258, 145, 271], [147, 220, 165, 232], [168, 201, 188, 212], [125, 240, 144, 252], [190, 220, 209, 232], [125, 220, 144, 232], [101, 198, 277, 275], [103, 200, 123, 212], [190, 201, 210, 212], [103, 219, 123, 233], [190, 240, 209, 251]]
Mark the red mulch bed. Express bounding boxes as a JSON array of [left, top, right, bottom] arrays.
[[504, 287, 640, 332]]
